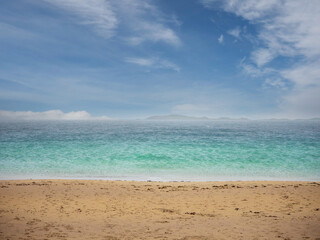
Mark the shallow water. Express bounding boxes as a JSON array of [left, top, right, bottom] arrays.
[[0, 120, 319, 181]]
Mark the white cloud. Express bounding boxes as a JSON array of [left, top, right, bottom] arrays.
[[125, 57, 180, 72], [222, 0, 280, 20], [250, 48, 275, 67], [228, 27, 241, 38], [281, 61, 320, 87], [45, 0, 118, 38], [279, 60, 320, 117], [0, 110, 111, 121], [201, 0, 281, 20], [218, 34, 224, 44], [202, 0, 320, 65], [202, 0, 320, 118]]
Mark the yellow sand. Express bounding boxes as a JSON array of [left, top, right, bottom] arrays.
[[0, 180, 320, 239]]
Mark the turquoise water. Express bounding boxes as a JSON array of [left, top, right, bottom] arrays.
[[0, 120, 319, 181]]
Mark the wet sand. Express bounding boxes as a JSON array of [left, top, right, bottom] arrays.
[[0, 180, 320, 239]]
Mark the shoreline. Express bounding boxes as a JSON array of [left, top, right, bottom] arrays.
[[1, 175, 320, 182], [1, 179, 320, 239], [2, 178, 320, 183]]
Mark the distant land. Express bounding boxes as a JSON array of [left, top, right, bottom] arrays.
[[0, 110, 319, 121], [145, 114, 249, 121], [145, 115, 320, 121]]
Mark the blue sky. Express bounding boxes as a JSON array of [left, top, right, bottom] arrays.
[[0, 0, 319, 119]]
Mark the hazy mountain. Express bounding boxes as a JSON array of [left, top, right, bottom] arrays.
[[145, 115, 249, 121], [146, 115, 209, 121]]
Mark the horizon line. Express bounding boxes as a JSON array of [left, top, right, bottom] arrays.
[[0, 110, 320, 121]]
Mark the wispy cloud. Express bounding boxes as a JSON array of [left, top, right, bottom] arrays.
[[125, 57, 154, 67], [45, 0, 181, 46], [118, 0, 181, 46], [239, 58, 275, 78], [218, 34, 224, 44], [0, 22, 37, 40], [125, 57, 180, 72], [281, 60, 320, 87], [201, 0, 281, 20], [263, 78, 288, 90], [241, 62, 288, 90], [0, 110, 111, 121], [126, 23, 180, 46], [44, 0, 118, 38]]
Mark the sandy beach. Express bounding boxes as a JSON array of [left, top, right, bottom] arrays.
[[0, 180, 319, 239]]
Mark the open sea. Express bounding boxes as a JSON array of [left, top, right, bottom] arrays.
[[0, 120, 319, 181]]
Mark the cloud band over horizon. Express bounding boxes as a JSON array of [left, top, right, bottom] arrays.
[[0, 110, 111, 121]]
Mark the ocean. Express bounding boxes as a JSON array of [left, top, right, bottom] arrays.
[[0, 120, 319, 181]]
